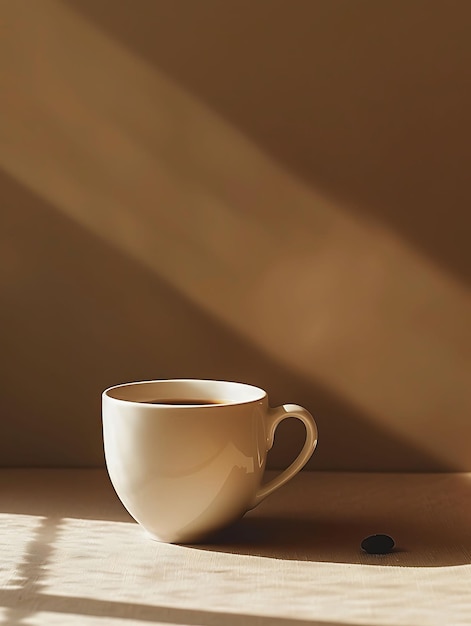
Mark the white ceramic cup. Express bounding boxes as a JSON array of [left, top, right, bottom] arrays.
[[102, 379, 318, 543]]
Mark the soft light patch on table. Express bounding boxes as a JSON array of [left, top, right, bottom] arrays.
[[35, 516, 471, 626], [14, 614, 147, 626], [43, 518, 160, 600], [0, 513, 46, 589]]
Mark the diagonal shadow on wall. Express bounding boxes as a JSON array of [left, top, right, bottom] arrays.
[[0, 169, 457, 471], [67, 0, 471, 286]]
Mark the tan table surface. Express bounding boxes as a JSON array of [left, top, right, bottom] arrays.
[[1, 469, 470, 626]]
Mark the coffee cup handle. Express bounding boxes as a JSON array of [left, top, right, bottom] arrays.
[[249, 404, 318, 510]]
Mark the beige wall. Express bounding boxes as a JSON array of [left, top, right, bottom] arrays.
[[1, 0, 470, 470]]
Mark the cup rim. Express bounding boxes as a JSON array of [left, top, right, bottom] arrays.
[[102, 378, 267, 407]]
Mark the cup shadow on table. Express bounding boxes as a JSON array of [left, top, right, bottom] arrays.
[[193, 479, 471, 568]]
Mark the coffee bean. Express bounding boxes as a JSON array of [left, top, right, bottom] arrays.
[[361, 534, 395, 554]]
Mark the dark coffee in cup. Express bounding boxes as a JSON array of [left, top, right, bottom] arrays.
[[145, 399, 222, 406]]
